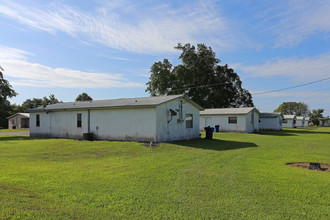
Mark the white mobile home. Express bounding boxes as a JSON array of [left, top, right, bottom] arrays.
[[259, 112, 283, 131], [282, 115, 296, 128], [295, 116, 305, 127], [29, 95, 203, 142], [318, 117, 330, 127], [7, 113, 30, 129], [199, 107, 260, 133], [303, 117, 310, 127]]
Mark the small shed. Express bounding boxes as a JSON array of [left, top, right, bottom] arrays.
[[303, 117, 310, 127], [318, 117, 330, 127], [7, 113, 30, 129], [199, 107, 260, 133], [259, 112, 283, 131], [282, 115, 296, 128], [295, 116, 305, 127], [28, 95, 203, 142]]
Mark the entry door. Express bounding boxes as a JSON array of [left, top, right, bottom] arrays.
[[205, 117, 212, 127]]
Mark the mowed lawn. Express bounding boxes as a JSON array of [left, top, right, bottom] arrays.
[[0, 128, 329, 219]]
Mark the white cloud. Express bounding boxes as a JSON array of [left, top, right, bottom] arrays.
[[0, 0, 240, 54], [260, 0, 330, 47], [0, 46, 144, 88], [233, 53, 330, 81]]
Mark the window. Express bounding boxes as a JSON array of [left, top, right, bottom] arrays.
[[77, 113, 82, 128], [186, 114, 193, 128], [228, 116, 237, 124], [36, 114, 40, 127], [283, 119, 287, 123]]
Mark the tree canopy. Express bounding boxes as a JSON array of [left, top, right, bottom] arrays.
[[274, 102, 309, 116], [0, 66, 17, 128], [308, 109, 324, 126], [42, 94, 61, 107], [0, 66, 17, 102], [146, 43, 253, 108], [75, 93, 93, 102]]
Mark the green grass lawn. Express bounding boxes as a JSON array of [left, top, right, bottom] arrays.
[[0, 127, 329, 219], [0, 129, 29, 132]]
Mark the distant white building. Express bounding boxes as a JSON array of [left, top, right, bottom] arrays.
[[282, 115, 296, 128], [259, 112, 283, 131], [7, 113, 30, 129], [295, 116, 305, 127], [199, 107, 260, 133], [304, 117, 310, 127], [29, 95, 203, 142], [318, 117, 330, 127]]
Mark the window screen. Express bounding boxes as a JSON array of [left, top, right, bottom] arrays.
[[36, 114, 40, 127], [186, 114, 193, 128], [228, 116, 237, 124], [77, 113, 82, 127]]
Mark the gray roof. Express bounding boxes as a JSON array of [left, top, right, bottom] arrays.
[[6, 113, 30, 119], [29, 95, 203, 111], [200, 107, 259, 115], [260, 112, 283, 118], [283, 115, 296, 120]]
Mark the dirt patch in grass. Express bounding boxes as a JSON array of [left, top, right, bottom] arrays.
[[286, 162, 330, 172]]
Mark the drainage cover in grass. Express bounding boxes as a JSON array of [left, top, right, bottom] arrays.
[[286, 162, 330, 172]]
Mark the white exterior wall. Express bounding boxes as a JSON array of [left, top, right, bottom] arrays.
[[155, 99, 200, 142], [30, 108, 157, 141], [90, 108, 156, 142], [199, 110, 259, 133], [30, 110, 89, 139], [259, 117, 282, 130], [282, 119, 295, 128], [199, 114, 247, 132], [30, 98, 201, 142], [319, 120, 329, 127], [245, 110, 259, 132], [295, 119, 304, 127], [8, 115, 29, 129], [304, 120, 309, 127]]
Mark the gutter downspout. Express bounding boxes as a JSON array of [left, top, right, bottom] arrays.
[[88, 109, 90, 133]]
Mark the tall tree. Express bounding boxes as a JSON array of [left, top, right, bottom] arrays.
[[274, 102, 309, 116], [0, 66, 17, 128], [42, 94, 61, 107], [0, 66, 17, 102], [75, 93, 93, 102], [21, 98, 43, 109], [308, 109, 324, 126], [146, 43, 253, 108], [18, 95, 61, 111]]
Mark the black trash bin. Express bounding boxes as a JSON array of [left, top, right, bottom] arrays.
[[215, 125, 219, 132], [204, 126, 214, 139]]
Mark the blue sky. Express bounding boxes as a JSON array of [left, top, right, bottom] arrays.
[[0, 0, 329, 116]]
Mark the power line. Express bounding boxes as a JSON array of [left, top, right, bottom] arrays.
[[252, 76, 330, 95], [157, 76, 330, 96], [168, 81, 231, 93], [300, 86, 330, 102]]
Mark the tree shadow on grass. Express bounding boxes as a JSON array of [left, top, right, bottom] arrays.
[[260, 128, 330, 136], [172, 138, 258, 151], [0, 135, 41, 141]]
